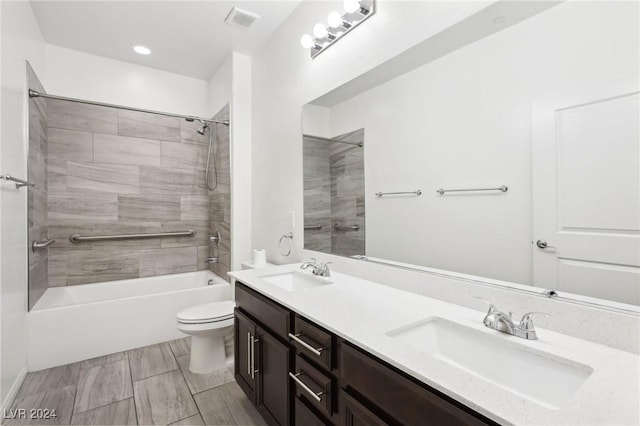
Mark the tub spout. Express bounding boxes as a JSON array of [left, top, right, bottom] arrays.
[[205, 257, 218, 264]]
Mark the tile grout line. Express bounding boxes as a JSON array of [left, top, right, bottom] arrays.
[[72, 360, 134, 416], [167, 339, 204, 424], [69, 363, 83, 424], [128, 352, 140, 425]]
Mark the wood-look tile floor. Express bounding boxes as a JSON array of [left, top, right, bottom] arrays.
[[5, 338, 266, 426]]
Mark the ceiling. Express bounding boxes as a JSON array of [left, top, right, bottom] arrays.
[[30, 1, 301, 80]]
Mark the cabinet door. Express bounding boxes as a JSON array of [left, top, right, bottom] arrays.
[[256, 326, 292, 426], [235, 308, 257, 402], [340, 391, 389, 426]]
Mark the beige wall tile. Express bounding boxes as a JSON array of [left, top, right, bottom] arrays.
[[67, 162, 139, 194], [48, 128, 93, 162], [118, 110, 181, 142], [48, 99, 118, 135], [139, 247, 198, 277], [161, 141, 207, 170], [118, 194, 180, 222], [94, 133, 161, 167]]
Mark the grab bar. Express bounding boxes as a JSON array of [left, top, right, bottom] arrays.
[[375, 189, 422, 198], [304, 225, 323, 231], [32, 238, 55, 252], [333, 224, 360, 231], [437, 185, 508, 195], [1, 174, 34, 189], [70, 229, 196, 243]]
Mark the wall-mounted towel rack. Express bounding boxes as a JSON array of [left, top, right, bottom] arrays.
[[375, 190, 422, 198], [304, 225, 323, 231], [333, 224, 360, 231], [436, 185, 508, 195], [70, 229, 196, 243], [1, 174, 34, 189]]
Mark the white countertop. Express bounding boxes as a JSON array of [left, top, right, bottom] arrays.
[[229, 264, 640, 426]]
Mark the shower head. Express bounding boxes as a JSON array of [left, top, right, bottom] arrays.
[[196, 119, 209, 135]]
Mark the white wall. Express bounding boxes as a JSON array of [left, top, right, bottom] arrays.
[[251, 0, 492, 263], [44, 44, 210, 117], [0, 0, 45, 411], [208, 56, 232, 118], [325, 1, 639, 285], [230, 53, 252, 270], [302, 104, 330, 137]]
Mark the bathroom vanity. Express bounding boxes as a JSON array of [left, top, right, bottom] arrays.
[[229, 265, 640, 426], [233, 280, 494, 425]]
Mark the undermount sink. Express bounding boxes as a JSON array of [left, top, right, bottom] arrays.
[[386, 317, 593, 409], [260, 271, 333, 292]]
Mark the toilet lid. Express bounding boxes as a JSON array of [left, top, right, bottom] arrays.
[[177, 301, 235, 324]]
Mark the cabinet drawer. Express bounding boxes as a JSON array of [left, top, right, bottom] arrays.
[[295, 397, 331, 426], [340, 343, 494, 426], [291, 355, 333, 418], [290, 315, 333, 370], [235, 282, 291, 339]]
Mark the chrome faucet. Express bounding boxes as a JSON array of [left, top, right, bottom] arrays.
[[205, 257, 218, 264], [477, 298, 548, 340], [300, 258, 331, 277]]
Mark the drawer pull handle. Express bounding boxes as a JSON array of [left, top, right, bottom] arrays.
[[288, 333, 324, 356], [289, 372, 323, 402]]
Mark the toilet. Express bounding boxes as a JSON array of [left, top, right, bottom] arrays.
[[176, 300, 235, 374]]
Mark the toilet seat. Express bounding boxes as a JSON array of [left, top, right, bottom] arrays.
[[177, 301, 235, 325]]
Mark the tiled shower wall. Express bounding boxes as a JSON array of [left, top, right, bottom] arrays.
[[27, 63, 48, 309], [46, 99, 224, 286], [303, 129, 365, 257], [208, 105, 231, 280], [330, 129, 365, 256]]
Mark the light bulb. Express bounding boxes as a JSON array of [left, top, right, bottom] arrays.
[[300, 34, 314, 49], [343, 0, 360, 14], [313, 23, 328, 38], [327, 11, 343, 28], [133, 45, 151, 55]]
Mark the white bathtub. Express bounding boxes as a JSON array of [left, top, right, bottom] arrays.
[[28, 271, 231, 371]]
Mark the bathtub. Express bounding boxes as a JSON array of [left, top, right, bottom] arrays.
[[27, 271, 231, 371]]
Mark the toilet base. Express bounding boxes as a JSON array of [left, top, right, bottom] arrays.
[[189, 334, 227, 374]]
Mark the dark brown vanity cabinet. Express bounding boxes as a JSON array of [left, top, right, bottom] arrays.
[[235, 284, 293, 426], [234, 281, 496, 426]]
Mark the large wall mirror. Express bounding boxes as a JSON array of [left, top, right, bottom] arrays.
[[302, 1, 639, 311]]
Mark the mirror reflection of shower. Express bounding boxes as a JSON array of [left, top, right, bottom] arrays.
[[186, 117, 230, 191]]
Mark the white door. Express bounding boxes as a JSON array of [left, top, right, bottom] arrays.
[[532, 85, 640, 306]]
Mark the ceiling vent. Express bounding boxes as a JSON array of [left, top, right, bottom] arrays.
[[224, 6, 260, 30]]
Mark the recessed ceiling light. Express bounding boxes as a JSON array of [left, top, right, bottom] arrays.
[[133, 45, 151, 55]]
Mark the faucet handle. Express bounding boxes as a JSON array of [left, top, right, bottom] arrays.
[[518, 312, 549, 331]]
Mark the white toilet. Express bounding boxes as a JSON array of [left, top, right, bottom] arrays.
[[176, 300, 235, 374]]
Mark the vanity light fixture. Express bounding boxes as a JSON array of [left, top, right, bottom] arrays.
[[300, 0, 375, 59]]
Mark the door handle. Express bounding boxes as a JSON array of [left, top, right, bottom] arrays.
[[247, 332, 252, 376], [250, 335, 259, 379], [536, 239, 556, 249]]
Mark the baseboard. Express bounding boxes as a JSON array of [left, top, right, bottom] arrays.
[[0, 365, 28, 420]]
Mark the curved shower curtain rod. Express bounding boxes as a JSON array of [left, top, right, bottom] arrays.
[[28, 89, 230, 126]]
